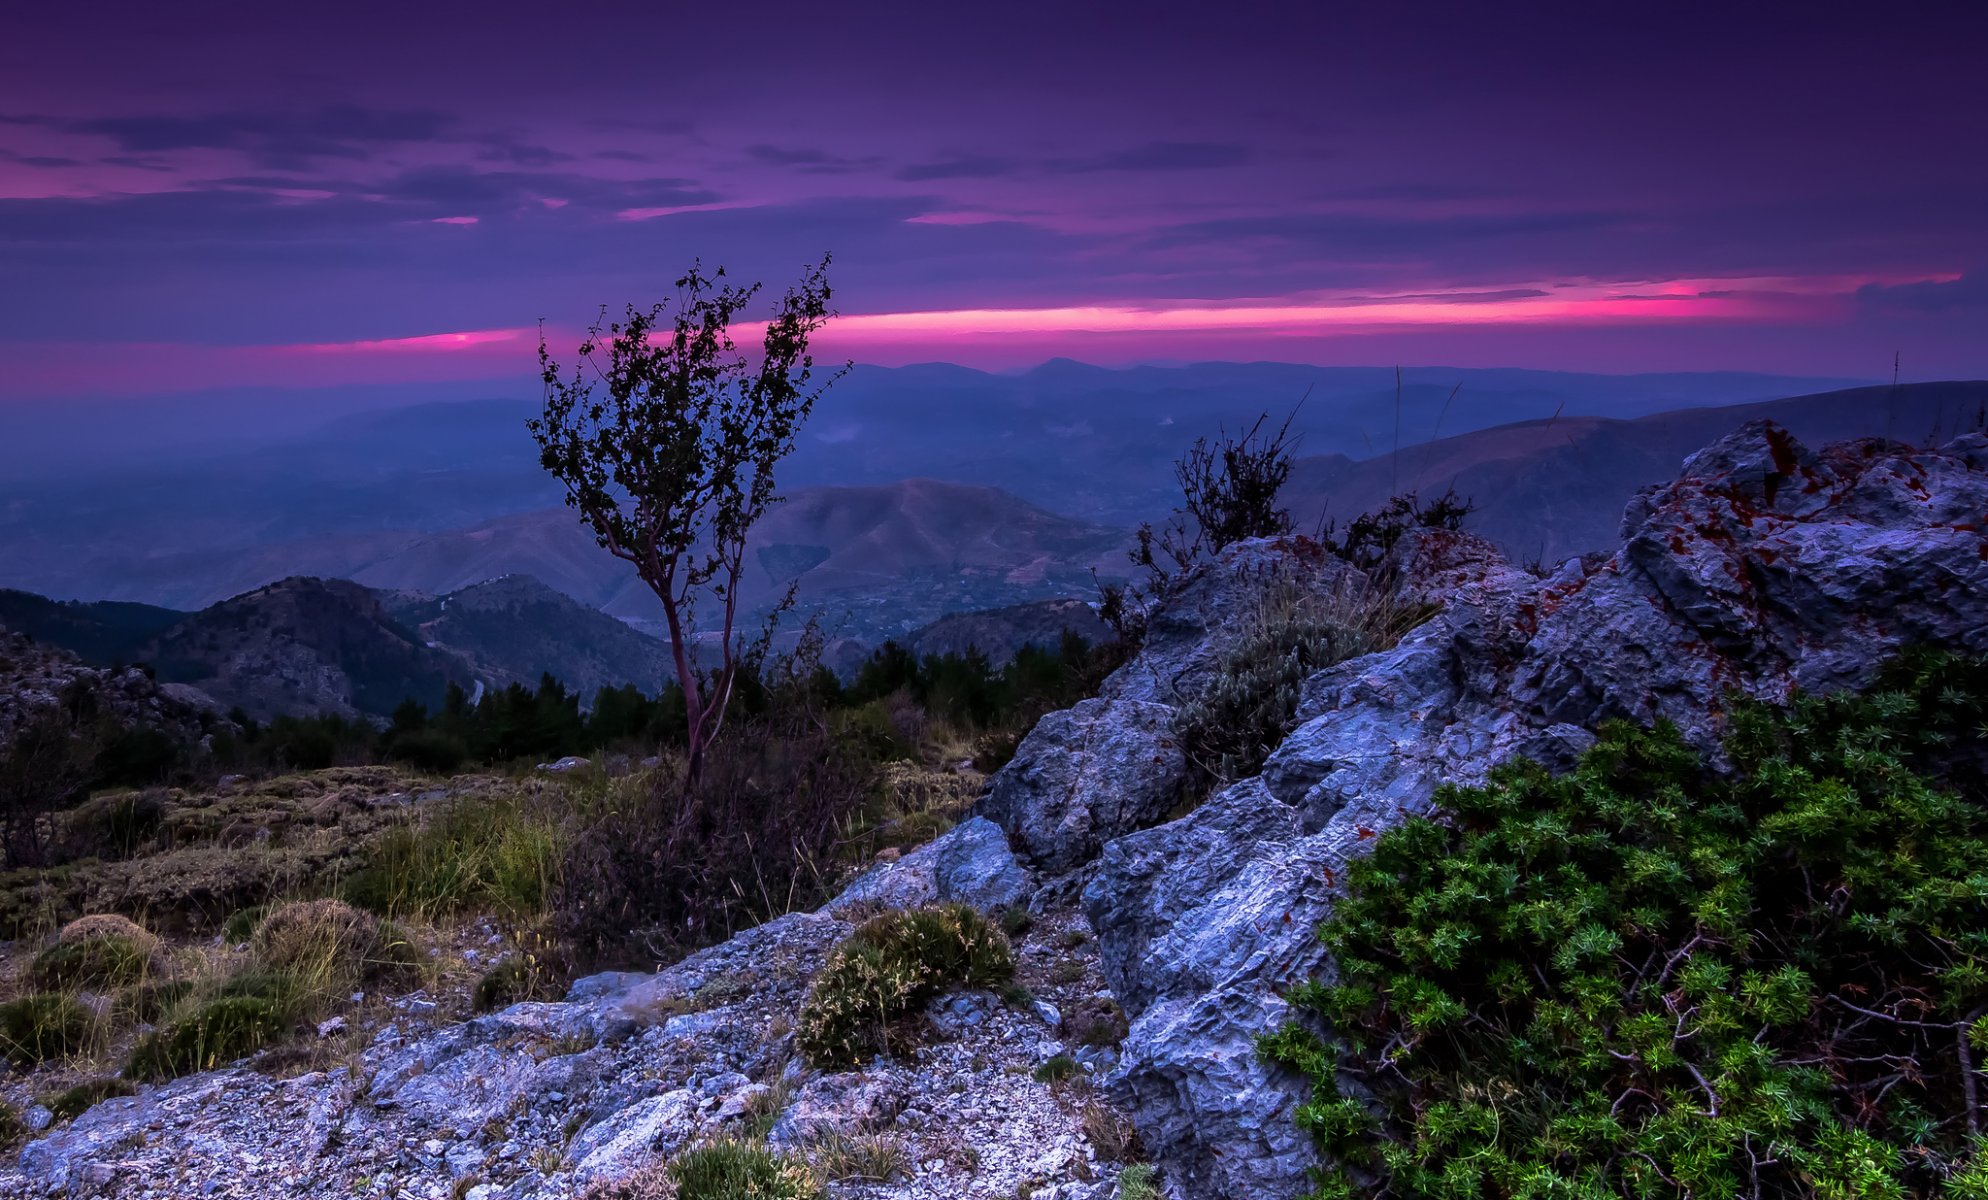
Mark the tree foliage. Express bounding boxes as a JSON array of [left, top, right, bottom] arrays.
[[1262, 650, 1988, 1199], [531, 257, 844, 780]]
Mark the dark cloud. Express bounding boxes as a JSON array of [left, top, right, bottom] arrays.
[[6, 105, 452, 169], [0, 149, 81, 167], [747, 144, 885, 175], [475, 137, 575, 167], [1859, 270, 1988, 313], [893, 154, 1018, 181], [1045, 140, 1251, 173]]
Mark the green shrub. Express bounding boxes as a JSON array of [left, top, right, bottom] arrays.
[[0, 993, 94, 1065], [61, 788, 167, 859], [668, 1139, 822, 1200], [1033, 1054, 1080, 1084], [40, 1077, 137, 1122], [1116, 1164, 1159, 1200], [0, 1103, 22, 1150], [29, 932, 151, 990], [797, 903, 1014, 1068], [1261, 650, 1988, 1200], [222, 903, 271, 944], [384, 728, 469, 775], [126, 993, 288, 1080], [119, 977, 195, 1023]]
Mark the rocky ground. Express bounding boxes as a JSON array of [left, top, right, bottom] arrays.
[[5, 421, 1986, 1200], [1, 818, 1138, 1200]]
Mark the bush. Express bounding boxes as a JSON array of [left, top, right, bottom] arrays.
[[0, 993, 94, 1065], [557, 711, 878, 966], [1174, 574, 1428, 792], [118, 977, 195, 1023], [343, 794, 561, 921], [57, 912, 160, 954], [0, 1102, 21, 1150], [251, 898, 422, 991], [667, 1140, 822, 1200], [797, 903, 1014, 1068], [28, 933, 151, 990], [1116, 1164, 1159, 1200], [1261, 650, 1988, 1200], [384, 728, 468, 775], [41, 1077, 137, 1122], [1033, 1053, 1080, 1084], [61, 789, 167, 859], [126, 993, 288, 1080], [473, 955, 559, 1012]]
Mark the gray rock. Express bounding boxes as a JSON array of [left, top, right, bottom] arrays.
[[828, 815, 1032, 914], [768, 1071, 909, 1145], [933, 816, 1033, 910], [566, 970, 651, 1002], [927, 990, 1001, 1036], [1091, 424, 1988, 1198], [569, 1089, 697, 1181], [980, 696, 1186, 873]]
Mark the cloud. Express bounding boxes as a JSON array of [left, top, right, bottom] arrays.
[[747, 144, 885, 174], [894, 154, 1019, 181], [5, 105, 453, 169], [1045, 140, 1251, 173], [1858, 269, 1988, 313], [892, 141, 1252, 182]]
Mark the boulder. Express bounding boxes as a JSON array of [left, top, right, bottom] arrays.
[[979, 696, 1185, 873], [828, 816, 1033, 914]]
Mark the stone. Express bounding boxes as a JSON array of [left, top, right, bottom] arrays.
[[828, 815, 1032, 914], [569, 1089, 698, 1182], [979, 696, 1186, 873]]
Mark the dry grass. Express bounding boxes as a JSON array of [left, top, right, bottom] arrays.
[[807, 1131, 909, 1183]]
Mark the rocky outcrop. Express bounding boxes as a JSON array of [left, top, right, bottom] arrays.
[[982, 540, 1359, 873], [1077, 423, 1988, 1199], [0, 628, 219, 749]]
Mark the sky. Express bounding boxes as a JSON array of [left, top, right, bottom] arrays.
[[2, 0, 1985, 408]]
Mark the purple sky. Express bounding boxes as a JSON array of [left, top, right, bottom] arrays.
[[3, 1, 1984, 402]]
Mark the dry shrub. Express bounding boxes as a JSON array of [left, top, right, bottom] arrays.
[[57, 912, 160, 956], [555, 709, 878, 967], [579, 1159, 678, 1200], [251, 898, 421, 990], [807, 1131, 908, 1183]]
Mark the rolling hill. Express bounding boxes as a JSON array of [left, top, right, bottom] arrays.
[[1284, 381, 1988, 565]]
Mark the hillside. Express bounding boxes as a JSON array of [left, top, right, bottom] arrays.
[[41, 480, 1129, 643], [140, 577, 476, 722], [1284, 380, 1988, 564], [377, 574, 678, 700], [9, 421, 1984, 1200], [902, 597, 1112, 662], [0, 590, 187, 665]]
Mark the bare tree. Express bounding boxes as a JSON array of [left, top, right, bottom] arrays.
[[531, 257, 844, 783]]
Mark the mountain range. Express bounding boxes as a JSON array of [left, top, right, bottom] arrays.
[[4, 365, 1982, 705]]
